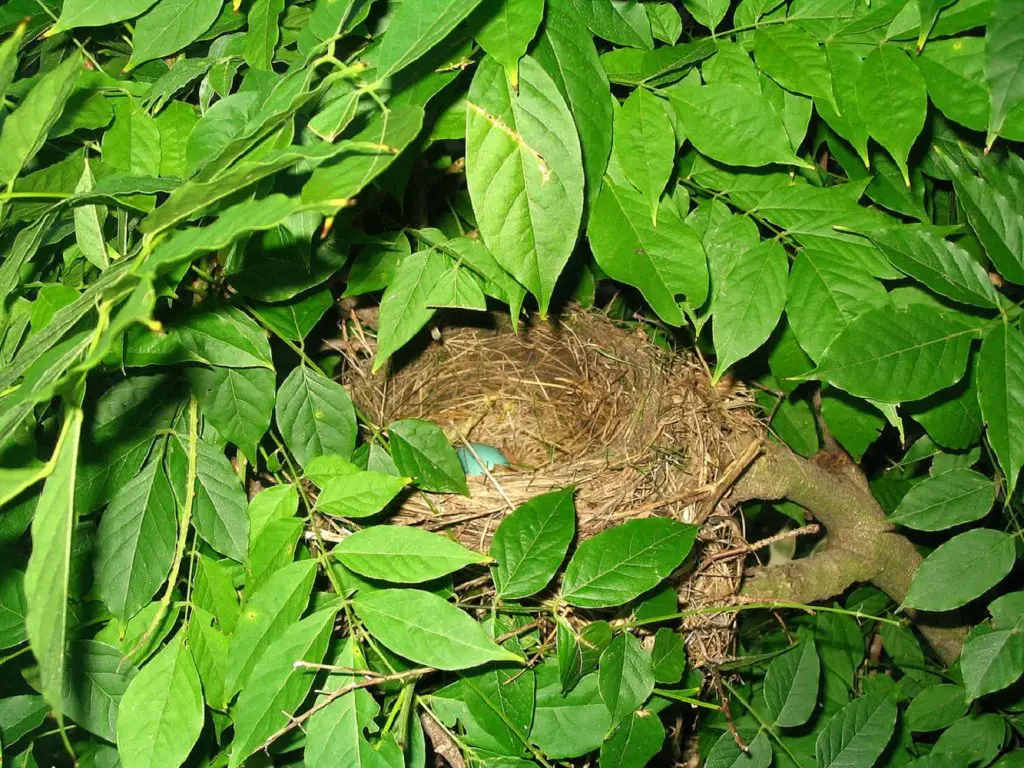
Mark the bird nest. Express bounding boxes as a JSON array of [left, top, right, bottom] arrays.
[[339, 310, 765, 667]]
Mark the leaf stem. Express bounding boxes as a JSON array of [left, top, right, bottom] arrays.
[[624, 600, 904, 629]]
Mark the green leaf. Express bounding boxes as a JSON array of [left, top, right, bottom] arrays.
[[101, 97, 161, 177], [599, 708, 665, 768], [192, 555, 240, 632], [250, 289, 333, 343], [532, 0, 613, 212], [372, 250, 444, 372], [961, 624, 1024, 701], [275, 365, 357, 468], [59, 640, 138, 741], [0, 695, 48, 747], [335, 527, 489, 583], [353, 588, 520, 670], [786, 249, 889, 363], [984, 0, 1024, 147], [598, 633, 654, 725], [491, 488, 576, 600], [904, 528, 1016, 611], [816, 692, 898, 768], [387, 419, 468, 494], [978, 323, 1024, 497], [614, 88, 674, 225], [666, 75, 811, 169], [247, 519, 303, 589], [566, 0, 653, 49], [229, 606, 337, 768], [531, 661, 611, 759], [466, 55, 584, 313], [650, 628, 685, 684], [186, 365, 275, 462], [474, 0, 543, 84], [375, 0, 485, 80], [861, 226, 1000, 309], [225, 560, 316, 698], [905, 684, 969, 732], [187, 609, 230, 710], [712, 239, 788, 380], [648, 3, 681, 44], [24, 407, 82, 713], [588, 178, 708, 326], [94, 458, 176, 620], [808, 303, 978, 404], [754, 25, 836, 109], [52, 0, 158, 31], [126, 304, 273, 370], [817, 44, 870, 166], [855, 45, 927, 185], [681, 0, 729, 31], [0, 54, 81, 184], [705, 730, 772, 768], [562, 518, 698, 608], [315, 470, 409, 518], [127, 0, 222, 70], [764, 639, 819, 728], [0, 566, 28, 650], [244, 0, 284, 70], [888, 468, 995, 531], [116, 634, 204, 768], [73, 159, 108, 270], [907, 353, 984, 450]]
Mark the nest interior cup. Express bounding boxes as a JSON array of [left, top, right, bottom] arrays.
[[341, 310, 765, 666]]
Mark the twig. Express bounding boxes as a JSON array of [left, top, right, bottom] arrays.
[[455, 432, 515, 512], [705, 524, 822, 563], [694, 439, 762, 526]]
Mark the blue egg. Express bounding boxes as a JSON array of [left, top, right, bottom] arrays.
[[457, 443, 509, 476]]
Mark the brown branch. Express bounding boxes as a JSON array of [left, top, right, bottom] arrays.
[[733, 442, 967, 665]]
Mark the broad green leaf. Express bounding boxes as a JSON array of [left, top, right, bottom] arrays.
[[905, 684, 969, 732], [786, 249, 889, 362], [817, 43, 870, 166], [387, 419, 468, 494], [754, 25, 836, 109], [933, 713, 1007, 766], [614, 88, 674, 224], [427, 258, 488, 310], [706, 730, 772, 768], [647, 2, 681, 44], [73, 159, 108, 270], [225, 560, 316, 697], [904, 528, 1016, 611], [566, 0, 653, 49], [861, 226, 1000, 309], [533, 0, 614, 210], [682, 0, 729, 31], [888, 468, 995, 531], [465, 55, 584, 313], [353, 588, 520, 670], [598, 633, 654, 725], [0, 21, 25, 104], [126, 304, 273, 370], [562, 518, 697, 608], [764, 639, 819, 728], [116, 634, 204, 768], [315, 470, 408, 518], [712, 239, 788, 380], [650, 628, 685, 684], [168, 437, 249, 562], [474, 0, 544, 84], [816, 692, 897, 768], [127, 0, 222, 69], [373, 251, 445, 372], [24, 407, 82, 713], [186, 365, 275, 462], [961, 624, 1024, 701], [0, 566, 28, 650], [531, 661, 611, 759], [193, 555, 240, 632], [187, 609, 230, 710], [557, 618, 585, 693], [855, 45, 927, 185], [666, 75, 811, 169], [588, 178, 708, 326], [374, 0, 485, 80], [0, 695, 48, 746], [0, 54, 81, 185], [984, 0, 1024, 147], [101, 98, 161, 177], [491, 488, 576, 599], [58, 640, 137, 741], [275, 365, 357, 468], [808, 303, 978, 404], [599, 706, 664, 768], [229, 606, 337, 768], [244, 0, 284, 70], [978, 323, 1024, 497], [250, 289, 333, 342], [334, 527, 489, 583], [247, 518, 304, 589], [52, 0, 158, 31], [94, 459, 176, 620]]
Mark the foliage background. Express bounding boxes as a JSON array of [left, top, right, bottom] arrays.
[[0, 0, 1022, 766]]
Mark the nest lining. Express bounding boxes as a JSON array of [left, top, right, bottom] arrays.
[[339, 310, 765, 666]]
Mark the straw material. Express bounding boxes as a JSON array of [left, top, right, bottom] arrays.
[[338, 310, 765, 666]]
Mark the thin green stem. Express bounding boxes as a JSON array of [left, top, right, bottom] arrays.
[[723, 682, 810, 768]]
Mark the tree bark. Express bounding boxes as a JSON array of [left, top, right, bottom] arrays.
[[732, 442, 966, 666]]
